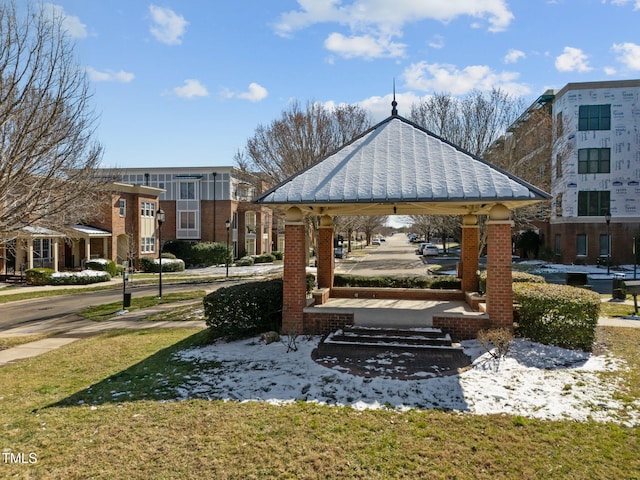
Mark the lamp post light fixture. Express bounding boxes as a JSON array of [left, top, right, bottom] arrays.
[[212, 172, 217, 243], [225, 219, 231, 278], [605, 211, 611, 276], [156, 208, 165, 298]]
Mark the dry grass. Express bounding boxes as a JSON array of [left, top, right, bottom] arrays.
[[0, 327, 638, 479]]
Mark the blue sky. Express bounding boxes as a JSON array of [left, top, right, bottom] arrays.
[[41, 0, 640, 169]]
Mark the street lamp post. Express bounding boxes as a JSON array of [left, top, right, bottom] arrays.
[[212, 172, 217, 243], [225, 219, 231, 278], [605, 211, 611, 276], [157, 209, 165, 298]]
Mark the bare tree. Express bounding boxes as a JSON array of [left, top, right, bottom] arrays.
[[236, 100, 372, 185], [0, 1, 109, 240]]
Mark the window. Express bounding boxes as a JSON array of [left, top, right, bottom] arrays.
[[599, 234, 610, 257], [556, 112, 563, 138], [141, 236, 156, 254], [576, 234, 587, 256], [179, 182, 196, 200], [578, 191, 610, 216], [140, 201, 156, 217], [555, 193, 563, 217], [578, 104, 610, 131], [119, 199, 126, 217], [578, 148, 610, 174], [180, 211, 196, 230], [555, 234, 562, 255]]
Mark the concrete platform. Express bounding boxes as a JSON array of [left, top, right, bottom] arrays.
[[309, 298, 487, 328]]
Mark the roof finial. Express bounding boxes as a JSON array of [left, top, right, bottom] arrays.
[[391, 78, 398, 116]]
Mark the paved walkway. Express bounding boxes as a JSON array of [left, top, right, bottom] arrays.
[[0, 299, 207, 366]]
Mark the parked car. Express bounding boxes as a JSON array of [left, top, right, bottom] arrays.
[[416, 242, 428, 255], [334, 247, 345, 259], [372, 239, 381, 246], [422, 243, 439, 256]]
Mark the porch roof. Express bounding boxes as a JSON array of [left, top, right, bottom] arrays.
[[254, 114, 551, 216], [72, 225, 112, 237]]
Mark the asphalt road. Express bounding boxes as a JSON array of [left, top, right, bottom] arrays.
[[335, 234, 458, 276], [0, 282, 214, 333]]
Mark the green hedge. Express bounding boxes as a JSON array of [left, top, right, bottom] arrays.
[[85, 259, 117, 277], [333, 274, 460, 289], [139, 256, 185, 273], [25, 268, 54, 285], [204, 278, 283, 340], [253, 253, 275, 264], [162, 240, 231, 267], [478, 270, 546, 294], [513, 283, 600, 352], [236, 256, 254, 266], [25, 268, 111, 285]]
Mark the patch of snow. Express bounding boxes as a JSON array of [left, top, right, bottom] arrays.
[[171, 336, 638, 426]]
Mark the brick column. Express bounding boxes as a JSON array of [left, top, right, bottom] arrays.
[[282, 207, 307, 334], [317, 215, 334, 289], [486, 204, 514, 330], [461, 214, 479, 293]]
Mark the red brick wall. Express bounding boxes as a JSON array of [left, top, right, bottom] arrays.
[[317, 227, 334, 289], [433, 315, 491, 341], [303, 312, 354, 335], [330, 287, 465, 301], [282, 223, 307, 333], [461, 226, 479, 292], [486, 221, 514, 329]]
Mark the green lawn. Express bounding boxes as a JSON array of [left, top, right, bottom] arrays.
[[0, 326, 638, 479]]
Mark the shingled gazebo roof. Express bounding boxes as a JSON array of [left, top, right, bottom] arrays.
[[254, 114, 550, 216]]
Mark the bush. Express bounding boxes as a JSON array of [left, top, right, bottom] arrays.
[[85, 258, 117, 277], [272, 251, 284, 260], [25, 268, 54, 285], [253, 253, 275, 264], [139, 256, 185, 273], [204, 278, 283, 340], [513, 283, 600, 352], [478, 270, 545, 294], [306, 273, 316, 294], [333, 274, 460, 289], [161, 252, 177, 260], [236, 256, 254, 266], [162, 240, 231, 267], [50, 270, 111, 285]]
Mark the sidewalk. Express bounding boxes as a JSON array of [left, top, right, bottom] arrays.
[[0, 299, 207, 366]]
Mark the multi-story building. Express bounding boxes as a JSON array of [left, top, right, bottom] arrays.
[[550, 80, 640, 265], [111, 167, 277, 259]]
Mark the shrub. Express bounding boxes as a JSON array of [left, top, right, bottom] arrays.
[[139, 256, 185, 273], [333, 274, 460, 289], [162, 240, 231, 267], [85, 258, 117, 277], [253, 253, 275, 264], [306, 273, 316, 294], [478, 270, 545, 294], [272, 251, 284, 260], [236, 256, 254, 266], [50, 270, 111, 285], [477, 328, 514, 359], [162, 240, 193, 263], [204, 278, 283, 340], [26, 268, 54, 285], [513, 282, 600, 352], [161, 252, 177, 260]]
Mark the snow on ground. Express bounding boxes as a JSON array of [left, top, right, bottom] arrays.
[[172, 336, 639, 426]]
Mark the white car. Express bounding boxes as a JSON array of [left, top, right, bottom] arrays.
[[422, 243, 439, 256]]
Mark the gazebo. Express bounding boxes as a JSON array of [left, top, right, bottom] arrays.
[[255, 109, 550, 337]]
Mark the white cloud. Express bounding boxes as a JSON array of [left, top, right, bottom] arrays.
[[555, 47, 591, 73], [173, 79, 209, 99], [43, 3, 87, 39], [324, 32, 406, 59], [238, 83, 269, 102], [428, 35, 445, 49], [504, 49, 525, 64], [222, 83, 269, 102], [612, 42, 640, 70], [275, 0, 514, 36], [274, 1, 513, 60], [149, 5, 188, 45], [403, 61, 531, 96], [609, 0, 640, 9], [604, 66, 617, 75], [86, 67, 135, 83]]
